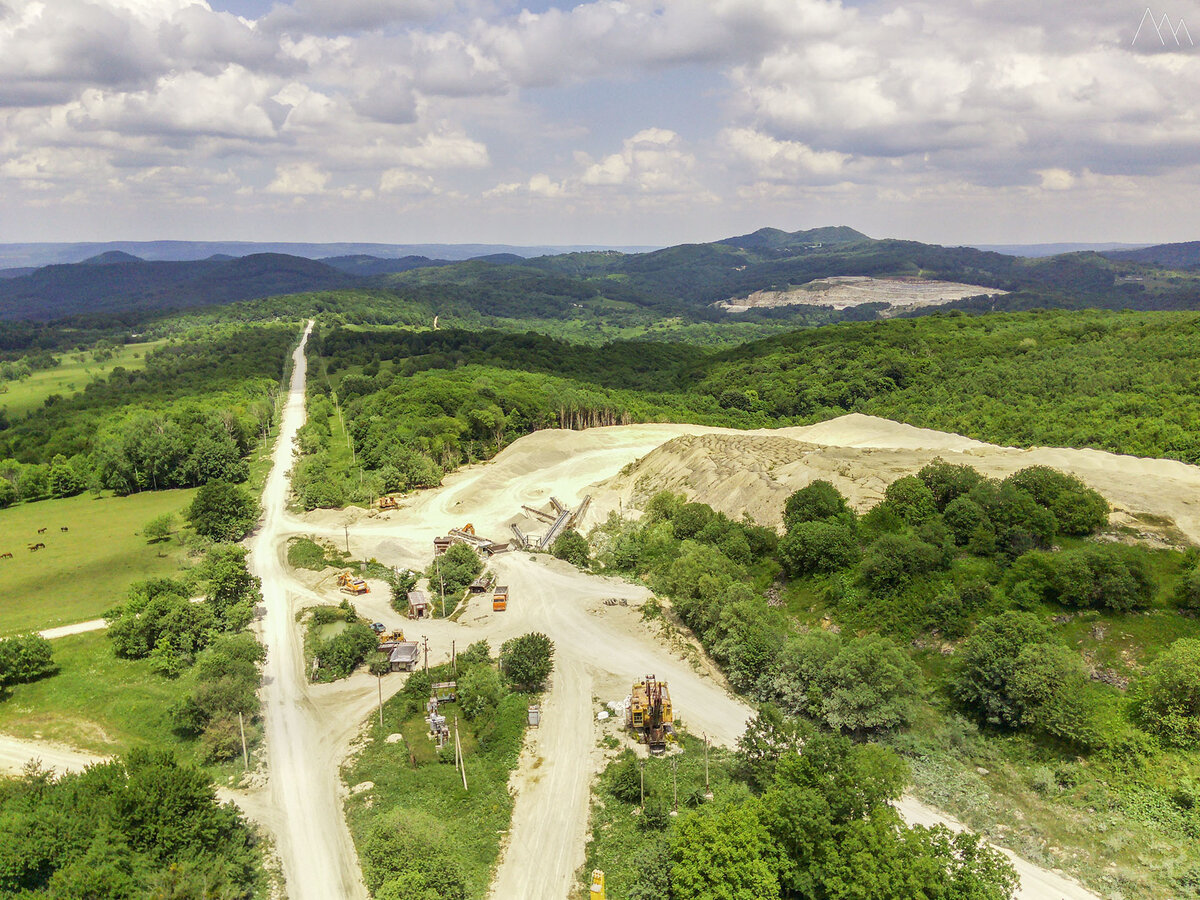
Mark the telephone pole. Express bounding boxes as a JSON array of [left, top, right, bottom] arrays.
[[422, 635, 429, 674]]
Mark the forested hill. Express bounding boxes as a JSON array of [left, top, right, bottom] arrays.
[[1104, 240, 1200, 269], [6, 225, 1200, 327], [0, 253, 355, 322]]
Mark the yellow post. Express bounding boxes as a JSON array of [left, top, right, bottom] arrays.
[[589, 869, 605, 900]]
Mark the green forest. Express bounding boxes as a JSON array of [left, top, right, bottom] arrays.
[[287, 310, 1200, 510]]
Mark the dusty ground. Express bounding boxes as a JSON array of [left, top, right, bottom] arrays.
[[717, 275, 1006, 314]]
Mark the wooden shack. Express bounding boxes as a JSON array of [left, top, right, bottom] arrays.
[[407, 590, 432, 620]]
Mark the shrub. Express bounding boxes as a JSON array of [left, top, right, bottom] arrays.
[[917, 459, 986, 511], [459, 665, 503, 721], [817, 634, 922, 736], [1175, 566, 1200, 610], [783, 480, 851, 529], [881, 475, 937, 526], [500, 632, 554, 691], [185, 481, 259, 542], [551, 529, 590, 567], [0, 634, 55, 687], [860, 533, 944, 593], [1004, 466, 1109, 535], [1132, 638, 1200, 748], [427, 543, 483, 600], [778, 520, 859, 576]]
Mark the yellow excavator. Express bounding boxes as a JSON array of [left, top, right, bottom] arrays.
[[628, 675, 674, 752], [336, 570, 370, 595]]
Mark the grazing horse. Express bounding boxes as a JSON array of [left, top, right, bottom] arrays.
[[0, 552, 12, 559], [28, 544, 40, 552], [37, 527, 46, 534], [60, 526, 69, 532]]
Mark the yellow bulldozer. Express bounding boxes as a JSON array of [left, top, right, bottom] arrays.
[[628, 675, 674, 752], [336, 570, 370, 595], [378, 496, 399, 510]]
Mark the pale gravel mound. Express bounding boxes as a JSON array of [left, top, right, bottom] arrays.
[[593, 414, 1200, 542]]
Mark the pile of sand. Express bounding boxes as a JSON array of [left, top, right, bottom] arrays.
[[591, 414, 1200, 543]]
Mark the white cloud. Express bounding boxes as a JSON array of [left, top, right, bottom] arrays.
[[1037, 168, 1076, 191], [266, 161, 329, 194], [379, 168, 435, 193]]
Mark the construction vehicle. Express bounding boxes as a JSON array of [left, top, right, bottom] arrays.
[[492, 585, 508, 612], [589, 870, 605, 900], [628, 675, 674, 752], [336, 570, 370, 595], [377, 629, 406, 644], [378, 496, 399, 510]]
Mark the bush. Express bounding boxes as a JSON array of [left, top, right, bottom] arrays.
[[313, 621, 379, 681], [1175, 566, 1200, 610], [186, 481, 259, 542], [427, 543, 483, 601], [499, 632, 554, 691], [917, 459, 985, 511], [1132, 638, 1200, 747], [287, 537, 330, 570], [783, 480, 851, 529], [551, 529, 590, 567], [459, 664, 503, 721], [881, 475, 937, 526], [1004, 466, 1109, 535], [943, 496, 990, 547], [0, 633, 55, 687], [860, 533, 944, 593], [816, 634, 921, 736], [778, 520, 859, 576], [608, 752, 644, 804]]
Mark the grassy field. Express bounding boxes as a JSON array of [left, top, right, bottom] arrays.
[[0, 340, 166, 416], [582, 732, 750, 900], [343, 675, 528, 899], [0, 630, 197, 758], [0, 489, 197, 635]]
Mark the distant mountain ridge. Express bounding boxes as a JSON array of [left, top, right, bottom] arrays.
[[1103, 241, 1200, 269], [0, 253, 356, 322], [3, 225, 1199, 325], [0, 240, 662, 269]]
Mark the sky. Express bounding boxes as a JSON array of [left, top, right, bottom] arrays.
[[1, 0, 1199, 246]]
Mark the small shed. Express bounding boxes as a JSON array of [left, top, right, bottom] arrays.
[[431, 681, 457, 702], [469, 572, 496, 594], [433, 536, 452, 556], [407, 590, 432, 620], [388, 642, 421, 673]]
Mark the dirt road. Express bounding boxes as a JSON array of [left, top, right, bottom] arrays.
[[0, 734, 106, 776], [38, 618, 107, 640], [247, 321, 372, 900]]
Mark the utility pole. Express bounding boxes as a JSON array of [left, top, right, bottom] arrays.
[[639, 760, 645, 810], [452, 640, 456, 676], [238, 711, 249, 771], [435, 555, 445, 613], [422, 635, 429, 674], [377, 672, 384, 728], [344, 523, 350, 554], [671, 757, 678, 816], [704, 732, 713, 801]]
